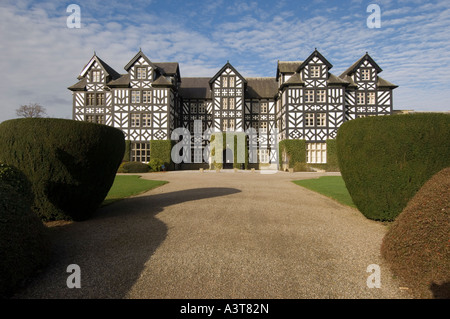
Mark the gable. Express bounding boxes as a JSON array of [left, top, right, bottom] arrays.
[[209, 62, 247, 89]]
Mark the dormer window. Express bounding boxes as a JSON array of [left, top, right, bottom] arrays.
[[361, 69, 371, 81], [222, 76, 228, 87], [229, 76, 235, 87], [92, 70, 101, 82], [137, 67, 147, 80], [310, 66, 320, 78]]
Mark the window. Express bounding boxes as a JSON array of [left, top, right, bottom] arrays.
[[317, 90, 326, 103], [356, 92, 365, 105], [229, 76, 235, 87], [223, 98, 228, 109], [361, 69, 370, 81], [86, 93, 95, 106], [305, 113, 315, 127], [260, 102, 268, 113], [131, 91, 140, 103], [137, 67, 147, 80], [131, 114, 140, 127], [92, 70, 101, 82], [356, 114, 366, 118], [131, 142, 150, 162], [260, 122, 267, 133], [222, 119, 228, 131], [310, 66, 320, 78], [229, 98, 235, 110], [229, 119, 235, 131], [190, 103, 197, 113], [305, 90, 314, 103], [252, 103, 259, 114], [142, 114, 151, 127], [198, 103, 205, 113], [307, 143, 327, 164], [96, 93, 105, 106], [85, 114, 104, 124], [193, 149, 203, 163], [222, 76, 228, 87], [95, 115, 105, 124], [258, 149, 270, 163], [367, 92, 376, 105], [316, 113, 327, 127], [143, 91, 152, 103]]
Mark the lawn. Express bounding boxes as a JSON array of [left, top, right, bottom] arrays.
[[293, 176, 356, 208], [103, 175, 168, 206]]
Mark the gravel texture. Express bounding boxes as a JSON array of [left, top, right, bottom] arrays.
[[14, 170, 411, 299]]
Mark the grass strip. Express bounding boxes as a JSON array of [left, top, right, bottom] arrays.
[[293, 176, 356, 208], [103, 175, 168, 206]]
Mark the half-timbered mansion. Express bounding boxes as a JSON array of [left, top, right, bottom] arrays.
[[69, 49, 397, 169]]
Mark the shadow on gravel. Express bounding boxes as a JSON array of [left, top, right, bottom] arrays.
[[13, 187, 240, 299]]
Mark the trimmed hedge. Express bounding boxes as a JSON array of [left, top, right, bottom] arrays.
[[336, 113, 450, 221], [150, 140, 174, 170], [0, 162, 33, 204], [279, 139, 306, 171], [123, 140, 131, 162], [210, 133, 248, 169], [381, 167, 450, 298], [0, 118, 125, 221], [118, 161, 150, 173], [0, 179, 50, 298]]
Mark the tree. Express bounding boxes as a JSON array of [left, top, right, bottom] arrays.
[[16, 103, 47, 118]]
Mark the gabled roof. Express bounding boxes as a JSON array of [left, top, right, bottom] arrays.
[[152, 75, 174, 87], [106, 74, 130, 87], [124, 50, 157, 72], [280, 73, 304, 88], [179, 77, 212, 99], [377, 76, 398, 88], [209, 62, 248, 86], [276, 61, 303, 81], [68, 78, 87, 91], [246, 78, 278, 99], [296, 49, 333, 73], [78, 54, 121, 80], [327, 73, 350, 86], [340, 52, 383, 78], [154, 62, 180, 76]]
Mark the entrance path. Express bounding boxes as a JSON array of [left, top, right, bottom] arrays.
[[15, 171, 411, 299]]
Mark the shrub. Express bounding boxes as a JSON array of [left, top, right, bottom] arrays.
[[117, 161, 150, 173], [0, 162, 33, 204], [0, 118, 125, 221], [209, 133, 248, 169], [123, 140, 131, 162], [279, 140, 306, 170], [381, 167, 450, 298], [336, 113, 450, 221], [325, 139, 339, 172], [150, 140, 173, 170], [148, 158, 165, 172], [0, 180, 50, 298]]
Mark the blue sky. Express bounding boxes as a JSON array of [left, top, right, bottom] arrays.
[[0, 0, 449, 121]]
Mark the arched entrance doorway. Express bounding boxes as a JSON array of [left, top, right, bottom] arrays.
[[222, 148, 233, 169]]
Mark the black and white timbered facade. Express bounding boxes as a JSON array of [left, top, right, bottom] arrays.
[[69, 49, 397, 168]]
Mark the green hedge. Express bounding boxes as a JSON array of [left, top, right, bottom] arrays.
[[279, 139, 306, 171], [123, 140, 131, 162], [150, 140, 173, 170], [118, 161, 150, 173], [0, 118, 125, 221], [325, 139, 339, 172], [0, 179, 50, 298], [210, 133, 248, 169], [336, 113, 450, 221], [0, 162, 34, 204]]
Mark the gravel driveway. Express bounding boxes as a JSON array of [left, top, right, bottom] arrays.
[[14, 170, 410, 299]]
